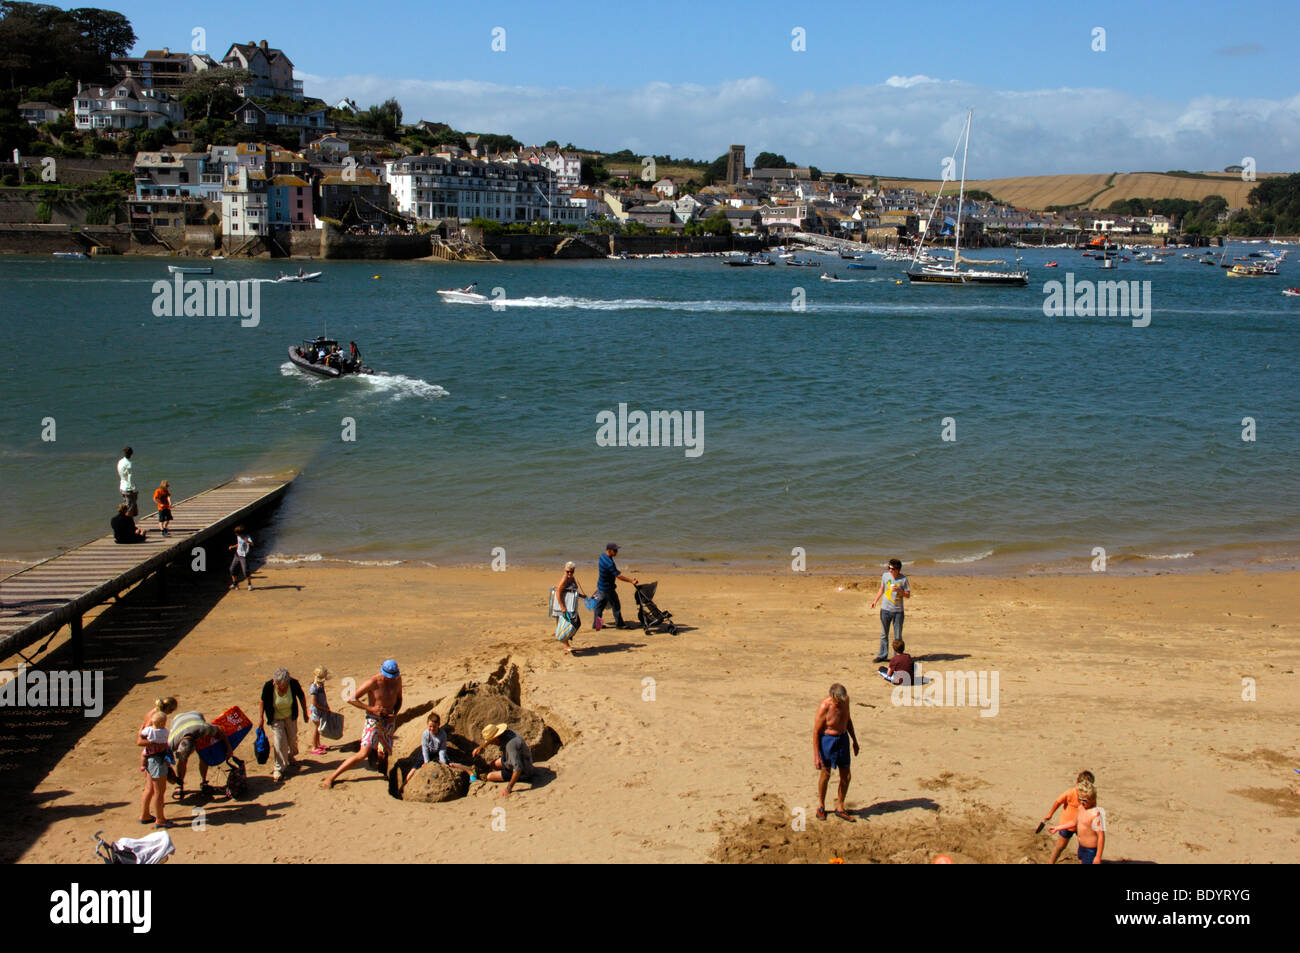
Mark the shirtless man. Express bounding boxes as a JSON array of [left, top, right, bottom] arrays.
[[322, 659, 403, 789], [813, 683, 860, 821]]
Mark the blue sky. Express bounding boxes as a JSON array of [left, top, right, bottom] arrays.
[[104, 0, 1298, 176]]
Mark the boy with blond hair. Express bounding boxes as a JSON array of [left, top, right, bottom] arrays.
[[1040, 769, 1095, 864], [1049, 776, 1105, 864]]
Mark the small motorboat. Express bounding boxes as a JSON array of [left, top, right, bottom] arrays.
[[52, 251, 88, 260], [437, 284, 490, 303], [276, 270, 322, 283], [287, 336, 372, 378], [168, 264, 212, 274], [785, 258, 818, 266], [846, 262, 877, 270], [1282, 288, 1300, 297], [819, 273, 849, 282], [1045, 261, 1059, 267]]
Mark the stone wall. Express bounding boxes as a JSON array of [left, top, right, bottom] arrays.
[[319, 225, 430, 259]]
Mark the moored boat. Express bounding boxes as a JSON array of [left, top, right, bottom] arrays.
[[168, 264, 212, 274]]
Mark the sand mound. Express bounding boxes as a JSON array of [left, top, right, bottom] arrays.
[[402, 763, 469, 803], [392, 658, 563, 800], [713, 794, 1047, 864]]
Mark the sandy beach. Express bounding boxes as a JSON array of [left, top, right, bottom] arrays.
[[4, 564, 1297, 864]]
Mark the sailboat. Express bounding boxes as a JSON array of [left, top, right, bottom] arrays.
[[906, 110, 1029, 286]]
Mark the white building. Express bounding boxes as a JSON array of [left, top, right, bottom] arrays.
[[384, 154, 559, 223], [524, 147, 582, 189], [222, 166, 268, 237], [74, 79, 183, 133]]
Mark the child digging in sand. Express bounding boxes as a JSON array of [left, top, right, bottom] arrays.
[[1040, 769, 1095, 864], [307, 666, 331, 755], [1048, 775, 1105, 864]]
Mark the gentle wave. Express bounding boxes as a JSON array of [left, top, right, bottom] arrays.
[[265, 552, 404, 567], [935, 549, 996, 564], [265, 552, 324, 564]]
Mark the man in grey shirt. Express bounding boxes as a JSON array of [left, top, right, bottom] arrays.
[[473, 723, 533, 796]]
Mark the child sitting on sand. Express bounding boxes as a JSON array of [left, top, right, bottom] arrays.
[[307, 666, 331, 755], [877, 639, 915, 684], [1051, 777, 1105, 864], [397, 713, 472, 794], [1041, 770, 1096, 864]]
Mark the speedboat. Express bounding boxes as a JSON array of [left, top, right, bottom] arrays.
[[287, 336, 372, 378], [1282, 288, 1300, 297], [437, 286, 490, 303], [52, 251, 88, 260], [819, 273, 849, 282], [168, 264, 212, 274], [276, 271, 322, 283], [1045, 261, 1059, 267]]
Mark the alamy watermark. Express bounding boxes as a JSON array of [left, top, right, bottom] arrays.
[[890, 663, 999, 717], [152, 276, 261, 327], [595, 402, 704, 457], [0, 664, 103, 717], [1042, 274, 1151, 327]]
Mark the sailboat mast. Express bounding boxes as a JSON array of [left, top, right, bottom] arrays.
[[954, 109, 971, 266]]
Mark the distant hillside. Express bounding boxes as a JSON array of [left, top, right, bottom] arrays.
[[859, 171, 1283, 211]]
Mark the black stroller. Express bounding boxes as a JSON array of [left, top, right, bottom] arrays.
[[634, 581, 678, 635]]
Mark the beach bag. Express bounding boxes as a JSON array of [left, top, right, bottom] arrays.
[[198, 706, 253, 767], [584, 596, 599, 611], [253, 726, 270, 765], [320, 710, 344, 741], [555, 611, 579, 642]]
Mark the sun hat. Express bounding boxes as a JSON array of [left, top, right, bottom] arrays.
[[481, 723, 507, 743], [381, 659, 400, 678]]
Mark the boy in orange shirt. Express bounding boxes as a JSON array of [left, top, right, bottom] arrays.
[[1050, 777, 1105, 864], [153, 480, 173, 537], [1040, 769, 1094, 864]]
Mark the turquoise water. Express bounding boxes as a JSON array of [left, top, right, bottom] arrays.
[[1, 249, 1297, 573]]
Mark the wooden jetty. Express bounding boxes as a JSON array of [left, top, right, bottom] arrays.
[[0, 475, 292, 665]]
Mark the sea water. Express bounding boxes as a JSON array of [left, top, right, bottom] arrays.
[[1, 250, 1296, 573]]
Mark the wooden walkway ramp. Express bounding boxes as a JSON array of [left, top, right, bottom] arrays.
[[0, 476, 292, 665]]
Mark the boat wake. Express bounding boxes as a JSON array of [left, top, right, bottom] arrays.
[[360, 372, 449, 400], [279, 363, 448, 398]]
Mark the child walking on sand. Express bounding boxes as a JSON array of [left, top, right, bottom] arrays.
[[138, 710, 170, 828], [1040, 769, 1096, 864], [307, 666, 331, 754], [229, 525, 253, 590], [1050, 777, 1105, 864]]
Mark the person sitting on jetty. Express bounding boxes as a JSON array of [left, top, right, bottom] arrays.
[[111, 503, 147, 543], [472, 723, 534, 797]]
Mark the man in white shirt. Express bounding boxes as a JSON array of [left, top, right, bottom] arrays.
[[117, 446, 137, 516]]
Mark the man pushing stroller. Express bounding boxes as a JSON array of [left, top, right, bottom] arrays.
[[592, 543, 639, 630]]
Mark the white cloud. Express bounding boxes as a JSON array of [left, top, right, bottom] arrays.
[[884, 75, 943, 89], [298, 73, 1300, 177]]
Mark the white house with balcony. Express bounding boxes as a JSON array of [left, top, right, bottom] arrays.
[[384, 154, 559, 223], [74, 79, 183, 133]]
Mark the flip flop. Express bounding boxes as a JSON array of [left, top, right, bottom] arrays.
[[140, 817, 154, 825], [170, 787, 184, 801], [816, 806, 827, 820], [834, 810, 855, 822]]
